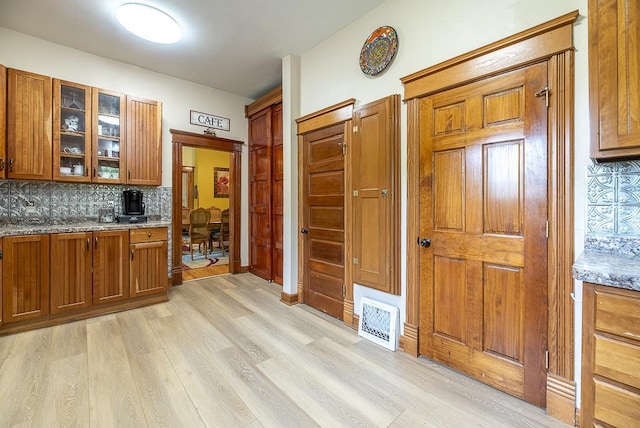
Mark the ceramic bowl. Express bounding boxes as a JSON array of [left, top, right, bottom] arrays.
[[60, 167, 72, 175]]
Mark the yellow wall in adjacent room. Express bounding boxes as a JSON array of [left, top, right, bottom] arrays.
[[194, 148, 230, 210]]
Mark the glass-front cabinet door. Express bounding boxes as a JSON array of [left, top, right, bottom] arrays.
[[92, 89, 125, 184], [53, 80, 91, 182]]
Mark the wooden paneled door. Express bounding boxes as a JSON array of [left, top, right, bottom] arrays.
[[419, 63, 549, 406], [301, 122, 346, 319], [249, 106, 273, 281], [271, 103, 284, 284]]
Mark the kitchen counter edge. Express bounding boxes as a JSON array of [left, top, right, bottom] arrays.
[[0, 220, 171, 237], [573, 250, 640, 292]]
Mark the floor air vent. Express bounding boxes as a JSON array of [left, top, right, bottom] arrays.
[[358, 297, 399, 351]]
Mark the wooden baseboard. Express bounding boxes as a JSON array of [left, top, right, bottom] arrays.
[[400, 322, 419, 356], [171, 268, 183, 285], [239, 265, 249, 273], [546, 373, 576, 426], [280, 291, 299, 305], [352, 314, 360, 330], [343, 299, 355, 328]]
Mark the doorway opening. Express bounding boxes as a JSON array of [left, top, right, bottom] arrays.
[[181, 146, 231, 281], [170, 129, 244, 285]]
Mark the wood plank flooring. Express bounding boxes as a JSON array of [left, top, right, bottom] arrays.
[[0, 273, 568, 427]]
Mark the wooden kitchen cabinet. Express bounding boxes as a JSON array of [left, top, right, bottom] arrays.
[[0, 238, 3, 327], [246, 87, 283, 284], [2, 235, 50, 323], [7, 69, 52, 180], [92, 230, 129, 305], [93, 88, 126, 184], [0, 65, 6, 179], [581, 282, 640, 426], [53, 79, 92, 182], [50, 232, 93, 314], [126, 96, 162, 185], [129, 227, 168, 298], [590, 0, 640, 159]]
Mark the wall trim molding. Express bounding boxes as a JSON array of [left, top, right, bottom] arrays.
[[546, 373, 576, 425], [280, 291, 299, 306]]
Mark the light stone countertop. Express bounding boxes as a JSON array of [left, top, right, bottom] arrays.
[[573, 250, 640, 292], [0, 220, 171, 238]]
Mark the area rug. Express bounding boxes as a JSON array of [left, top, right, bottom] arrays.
[[182, 244, 228, 270]]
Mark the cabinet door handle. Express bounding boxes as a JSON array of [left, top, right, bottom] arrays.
[[128, 169, 131, 180], [9, 159, 14, 172], [147, 232, 152, 238], [94, 236, 98, 249], [85, 167, 89, 177], [131, 249, 134, 260], [86, 238, 90, 251], [93, 167, 97, 177]]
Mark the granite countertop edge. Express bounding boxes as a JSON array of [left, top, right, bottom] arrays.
[[573, 250, 640, 292], [0, 220, 171, 237]]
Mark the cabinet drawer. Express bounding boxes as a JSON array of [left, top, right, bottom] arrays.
[[594, 335, 640, 390], [130, 227, 167, 243], [595, 290, 640, 340], [594, 378, 640, 427]]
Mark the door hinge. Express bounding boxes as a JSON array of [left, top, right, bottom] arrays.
[[342, 284, 346, 299], [353, 257, 358, 265], [535, 86, 550, 107], [545, 350, 549, 370], [353, 190, 359, 197], [546, 220, 549, 239], [353, 125, 359, 133]]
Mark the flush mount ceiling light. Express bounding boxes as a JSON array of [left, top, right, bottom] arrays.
[[116, 3, 182, 44]]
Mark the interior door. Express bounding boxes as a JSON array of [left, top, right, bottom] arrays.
[[419, 62, 549, 406], [302, 122, 346, 319]]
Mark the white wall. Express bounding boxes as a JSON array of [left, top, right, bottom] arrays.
[[0, 27, 252, 264], [295, 0, 588, 395]]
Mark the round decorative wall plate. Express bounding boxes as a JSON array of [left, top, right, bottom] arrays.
[[359, 26, 398, 76]]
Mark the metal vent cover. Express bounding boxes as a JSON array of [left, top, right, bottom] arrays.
[[358, 297, 399, 351]]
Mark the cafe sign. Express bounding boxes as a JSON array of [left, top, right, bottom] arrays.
[[190, 110, 230, 131]]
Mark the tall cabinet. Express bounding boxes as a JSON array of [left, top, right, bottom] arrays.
[[246, 87, 283, 284], [590, 0, 640, 159]]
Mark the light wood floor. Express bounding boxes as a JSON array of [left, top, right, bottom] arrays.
[[0, 273, 568, 427], [182, 263, 229, 281]]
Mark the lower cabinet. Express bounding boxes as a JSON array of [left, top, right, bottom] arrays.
[[50, 230, 130, 311], [92, 230, 130, 305], [129, 227, 168, 298], [582, 282, 640, 426], [50, 232, 93, 313], [1, 226, 168, 334], [2, 235, 50, 323]]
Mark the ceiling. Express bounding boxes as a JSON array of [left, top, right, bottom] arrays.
[[0, 0, 385, 100]]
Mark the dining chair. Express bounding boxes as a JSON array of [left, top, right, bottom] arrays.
[[207, 205, 222, 250], [219, 208, 230, 256], [188, 207, 210, 260]]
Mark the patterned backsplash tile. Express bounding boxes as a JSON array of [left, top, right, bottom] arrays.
[[0, 180, 172, 224], [587, 160, 640, 236]]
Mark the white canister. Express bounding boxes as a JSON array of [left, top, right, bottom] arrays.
[[73, 164, 84, 175]]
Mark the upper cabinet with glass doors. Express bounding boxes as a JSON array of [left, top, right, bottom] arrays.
[[92, 89, 125, 184], [53, 80, 92, 182]]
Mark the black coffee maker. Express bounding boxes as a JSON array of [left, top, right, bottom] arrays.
[[118, 190, 147, 223]]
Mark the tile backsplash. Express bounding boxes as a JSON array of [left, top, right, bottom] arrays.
[[0, 180, 172, 224], [587, 160, 640, 236]]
